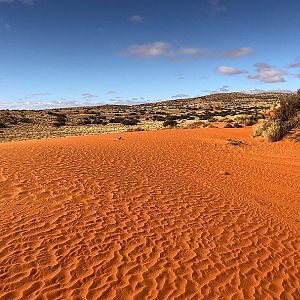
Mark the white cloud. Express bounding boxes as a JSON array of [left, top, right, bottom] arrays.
[[216, 66, 248, 76], [121, 42, 255, 62], [223, 47, 253, 58], [121, 42, 207, 61], [248, 63, 286, 83], [129, 15, 143, 23]]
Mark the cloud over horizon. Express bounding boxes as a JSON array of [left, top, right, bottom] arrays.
[[248, 63, 286, 83], [171, 93, 189, 98]]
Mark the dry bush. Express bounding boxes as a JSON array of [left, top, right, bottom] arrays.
[[253, 120, 270, 137], [253, 90, 300, 141]]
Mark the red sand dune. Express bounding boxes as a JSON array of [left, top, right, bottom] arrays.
[[0, 128, 299, 299]]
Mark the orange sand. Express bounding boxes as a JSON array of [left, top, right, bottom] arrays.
[[0, 128, 299, 299]]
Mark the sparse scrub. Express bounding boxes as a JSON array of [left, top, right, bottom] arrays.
[[163, 120, 177, 127], [152, 115, 166, 121], [109, 117, 124, 123], [122, 118, 139, 126], [233, 122, 243, 128], [53, 114, 67, 127]]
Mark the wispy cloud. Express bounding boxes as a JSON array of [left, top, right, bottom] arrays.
[[219, 85, 230, 92], [108, 90, 117, 95], [216, 66, 248, 76], [122, 41, 171, 59], [172, 47, 209, 61], [82, 93, 98, 99], [287, 58, 300, 68], [121, 42, 253, 62], [244, 88, 294, 94], [0, 18, 11, 29], [248, 63, 286, 83], [175, 73, 185, 80], [223, 47, 254, 58], [0, 0, 34, 5], [202, 89, 217, 94], [121, 42, 208, 61], [208, 0, 226, 15], [129, 15, 143, 23], [25, 92, 51, 98]]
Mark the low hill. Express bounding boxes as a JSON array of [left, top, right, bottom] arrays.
[[0, 92, 294, 142]]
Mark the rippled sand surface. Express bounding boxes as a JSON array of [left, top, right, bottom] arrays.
[[0, 128, 299, 299]]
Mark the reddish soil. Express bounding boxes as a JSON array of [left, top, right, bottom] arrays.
[[0, 128, 299, 299]]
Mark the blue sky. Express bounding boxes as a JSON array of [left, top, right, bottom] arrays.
[[0, 0, 300, 109]]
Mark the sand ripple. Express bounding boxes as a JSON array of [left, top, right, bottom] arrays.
[[0, 128, 299, 299]]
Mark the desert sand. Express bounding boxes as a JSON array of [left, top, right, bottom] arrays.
[[0, 128, 299, 299]]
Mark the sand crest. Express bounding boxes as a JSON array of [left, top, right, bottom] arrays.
[[0, 128, 299, 299]]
